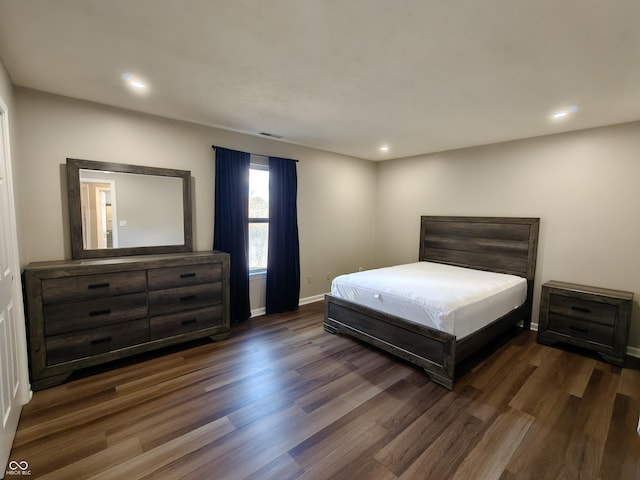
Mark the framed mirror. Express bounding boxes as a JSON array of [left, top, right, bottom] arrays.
[[67, 158, 193, 259]]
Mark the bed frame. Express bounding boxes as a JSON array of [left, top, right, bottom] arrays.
[[324, 216, 540, 389]]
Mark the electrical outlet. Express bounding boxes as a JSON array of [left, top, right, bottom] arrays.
[[307, 275, 312, 284], [326, 272, 331, 281]]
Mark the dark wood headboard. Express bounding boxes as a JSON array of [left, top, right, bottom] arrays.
[[419, 216, 540, 282]]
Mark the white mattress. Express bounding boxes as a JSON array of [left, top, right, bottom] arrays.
[[330, 261, 527, 339]]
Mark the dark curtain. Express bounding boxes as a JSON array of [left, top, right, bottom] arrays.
[[213, 146, 251, 323], [266, 157, 300, 314]]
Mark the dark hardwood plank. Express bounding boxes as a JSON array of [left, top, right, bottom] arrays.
[[599, 393, 640, 480], [574, 368, 620, 441], [7, 301, 640, 480], [558, 430, 602, 480], [449, 407, 535, 480], [375, 388, 478, 476], [241, 453, 304, 480], [395, 411, 486, 479], [504, 394, 581, 479]]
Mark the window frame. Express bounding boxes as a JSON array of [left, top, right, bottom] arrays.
[[248, 157, 269, 275]]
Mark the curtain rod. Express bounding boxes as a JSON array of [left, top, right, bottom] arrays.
[[212, 145, 299, 162]]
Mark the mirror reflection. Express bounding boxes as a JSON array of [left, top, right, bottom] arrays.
[[67, 158, 192, 259], [79, 169, 185, 250]]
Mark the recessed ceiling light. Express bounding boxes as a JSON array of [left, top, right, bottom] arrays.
[[551, 105, 578, 120], [121, 73, 148, 92], [380, 145, 389, 152]]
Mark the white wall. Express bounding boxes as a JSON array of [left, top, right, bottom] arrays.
[[15, 88, 377, 305], [376, 121, 640, 350]]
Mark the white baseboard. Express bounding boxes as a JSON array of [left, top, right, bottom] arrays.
[[299, 294, 325, 306], [530, 322, 640, 359], [250, 293, 326, 318], [627, 345, 640, 359]]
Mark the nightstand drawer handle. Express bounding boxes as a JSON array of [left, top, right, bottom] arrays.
[[571, 306, 591, 314], [180, 295, 197, 302], [88, 282, 110, 290], [569, 325, 588, 334], [180, 273, 196, 279], [89, 309, 111, 317], [90, 336, 112, 345], [181, 318, 197, 326]]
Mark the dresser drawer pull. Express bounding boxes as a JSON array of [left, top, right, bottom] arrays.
[[180, 295, 197, 302], [88, 282, 110, 290], [569, 325, 588, 334], [90, 336, 112, 345], [181, 318, 198, 326], [180, 273, 197, 279], [571, 306, 591, 314], [89, 309, 111, 317]]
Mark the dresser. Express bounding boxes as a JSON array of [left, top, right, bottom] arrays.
[[537, 280, 633, 366], [24, 251, 230, 390]]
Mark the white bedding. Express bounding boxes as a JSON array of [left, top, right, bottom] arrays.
[[330, 261, 527, 339]]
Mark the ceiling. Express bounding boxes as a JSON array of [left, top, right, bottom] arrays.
[[0, 0, 638, 160]]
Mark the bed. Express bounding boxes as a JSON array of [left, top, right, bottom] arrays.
[[323, 216, 540, 389]]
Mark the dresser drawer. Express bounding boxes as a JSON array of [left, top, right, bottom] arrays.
[[44, 292, 148, 336], [147, 264, 222, 290], [42, 271, 147, 304], [45, 319, 149, 365], [547, 313, 615, 347], [549, 294, 617, 326], [148, 282, 222, 316], [150, 305, 224, 340]]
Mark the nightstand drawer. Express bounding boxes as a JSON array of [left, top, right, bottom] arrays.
[[549, 294, 617, 326], [547, 313, 614, 347]]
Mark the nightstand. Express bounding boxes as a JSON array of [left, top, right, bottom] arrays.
[[537, 280, 633, 366]]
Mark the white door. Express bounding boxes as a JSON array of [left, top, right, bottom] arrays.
[[0, 98, 30, 473]]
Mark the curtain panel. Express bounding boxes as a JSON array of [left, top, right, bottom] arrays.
[[213, 146, 251, 323], [266, 156, 300, 314]]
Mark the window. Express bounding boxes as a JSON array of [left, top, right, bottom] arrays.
[[248, 161, 269, 272]]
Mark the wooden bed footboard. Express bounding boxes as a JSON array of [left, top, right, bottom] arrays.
[[324, 294, 456, 389]]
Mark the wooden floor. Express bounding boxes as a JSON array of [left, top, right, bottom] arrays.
[[8, 301, 640, 479]]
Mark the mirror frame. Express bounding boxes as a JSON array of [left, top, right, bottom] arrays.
[[67, 158, 193, 259]]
